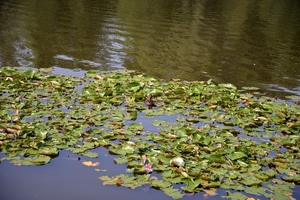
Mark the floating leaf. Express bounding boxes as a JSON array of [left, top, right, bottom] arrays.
[[1, 68, 300, 200], [14, 156, 52, 165], [95, 168, 107, 172], [223, 191, 248, 200], [38, 147, 58, 156], [81, 151, 99, 158], [162, 187, 184, 199], [240, 176, 263, 186], [150, 179, 172, 188], [127, 123, 144, 131], [282, 175, 300, 183], [229, 152, 248, 160], [82, 161, 100, 167], [114, 156, 128, 164]]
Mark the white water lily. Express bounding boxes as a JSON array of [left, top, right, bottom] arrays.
[[170, 157, 184, 167]]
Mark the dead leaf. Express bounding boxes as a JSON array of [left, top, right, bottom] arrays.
[[6, 128, 18, 134], [115, 178, 122, 186], [204, 188, 217, 197], [82, 161, 100, 167], [149, 176, 158, 180], [289, 196, 296, 200], [142, 155, 147, 164], [288, 171, 297, 176], [170, 78, 181, 82], [94, 75, 102, 80]]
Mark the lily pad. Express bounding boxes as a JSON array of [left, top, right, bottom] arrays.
[[1, 68, 300, 200]]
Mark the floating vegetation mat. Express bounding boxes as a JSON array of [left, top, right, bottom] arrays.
[[0, 67, 300, 200]]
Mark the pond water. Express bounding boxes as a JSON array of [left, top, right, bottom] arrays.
[[1, 0, 300, 200], [1, 148, 191, 200], [0, 0, 300, 98]]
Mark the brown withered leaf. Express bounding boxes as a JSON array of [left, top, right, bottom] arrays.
[[82, 161, 100, 167]]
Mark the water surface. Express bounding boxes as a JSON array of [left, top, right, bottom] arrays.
[[0, 0, 300, 97], [1, 0, 300, 199]]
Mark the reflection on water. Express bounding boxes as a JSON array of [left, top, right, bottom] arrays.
[[0, 0, 300, 97]]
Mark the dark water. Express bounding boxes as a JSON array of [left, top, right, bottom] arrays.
[[1, 149, 187, 200], [1, 0, 300, 200], [0, 0, 300, 97]]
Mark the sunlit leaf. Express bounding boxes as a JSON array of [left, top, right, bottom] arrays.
[[82, 161, 100, 167]]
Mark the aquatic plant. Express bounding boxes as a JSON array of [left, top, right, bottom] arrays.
[[0, 67, 299, 199]]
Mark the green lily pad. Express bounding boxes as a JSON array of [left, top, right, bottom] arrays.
[[282, 175, 300, 183], [150, 179, 172, 188], [81, 151, 99, 158], [127, 123, 144, 131], [162, 187, 184, 199], [13, 156, 51, 165], [240, 176, 263, 186], [1, 68, 300, 200], [38, 147, 58, 156], [229, 152, 248, 160], [222, 191, 249, 200]]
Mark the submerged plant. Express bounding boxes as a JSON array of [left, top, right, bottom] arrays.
[[0, 67, 300, 200]]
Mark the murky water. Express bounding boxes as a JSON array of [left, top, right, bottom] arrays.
[[1, 149, 190, 200], [0, 0, 300, 97], [1, 0, 300, 199]]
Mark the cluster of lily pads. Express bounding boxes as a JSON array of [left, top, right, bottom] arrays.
[[0, 67, 299, 199]]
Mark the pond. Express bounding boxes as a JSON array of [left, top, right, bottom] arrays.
[[0, 0, 300, 200], [1, 68, 300, 200], [0, 0, 300, 98]]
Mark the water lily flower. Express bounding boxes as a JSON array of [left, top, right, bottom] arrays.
[[144, 164, 153, 172]]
